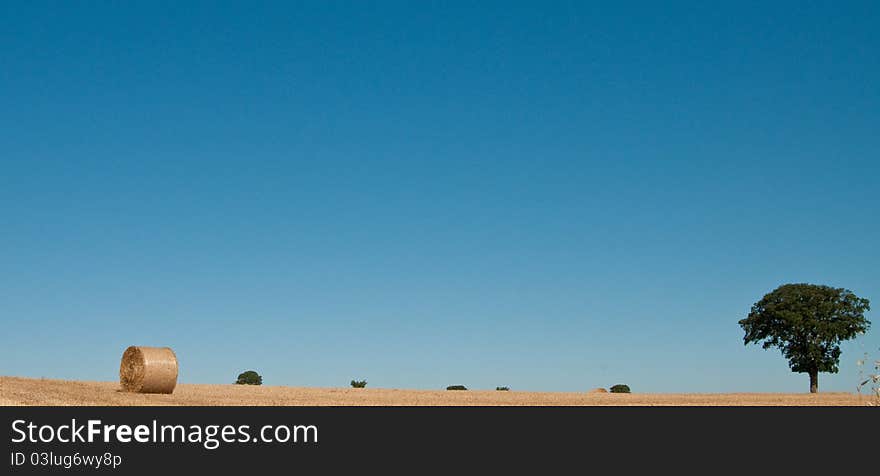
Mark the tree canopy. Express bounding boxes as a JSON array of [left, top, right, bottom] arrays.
[[739, 283, 870, 392], [235, 370, 263, 385]]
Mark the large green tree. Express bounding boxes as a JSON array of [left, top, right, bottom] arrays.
[[739, 283, 870, 393]]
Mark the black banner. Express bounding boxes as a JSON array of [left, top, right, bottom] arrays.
[[2, 406, 876, 474]]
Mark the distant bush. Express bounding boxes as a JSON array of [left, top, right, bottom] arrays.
[[496, 386, 510, 391], [446, 385, 467, 391], [235, 370, 263, 386], [351, 379, 367, 388], [609, 384, 631, 393]]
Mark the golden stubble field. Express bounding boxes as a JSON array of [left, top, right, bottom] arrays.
[[0, 376, 871, 406]]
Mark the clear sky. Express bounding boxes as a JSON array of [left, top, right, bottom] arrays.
[[1, 1, 877, 393]]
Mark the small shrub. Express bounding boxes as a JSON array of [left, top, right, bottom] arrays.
[[496, 386, 510, 391], [235, 370, 263, 385], [609, 384, 631, 393], [351, 379, 367, 388], [446, 385, 467, 391]]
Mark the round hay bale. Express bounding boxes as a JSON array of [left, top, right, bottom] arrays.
[[119, 346, 178, 394], [588, 387, 608, 394]]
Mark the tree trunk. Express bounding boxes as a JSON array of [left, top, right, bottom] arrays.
[[809, 369, 819, 393]]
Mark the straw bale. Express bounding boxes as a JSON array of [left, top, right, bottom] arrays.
[[119, 346, 178, 394]]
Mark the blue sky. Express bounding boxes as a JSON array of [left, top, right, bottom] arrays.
[[1, 1, 877, 393]]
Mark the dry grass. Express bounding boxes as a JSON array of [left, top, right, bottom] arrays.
[[0, 376, 871, 406]]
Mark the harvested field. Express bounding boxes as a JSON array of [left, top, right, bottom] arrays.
[[0, 376, 871, 406]]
